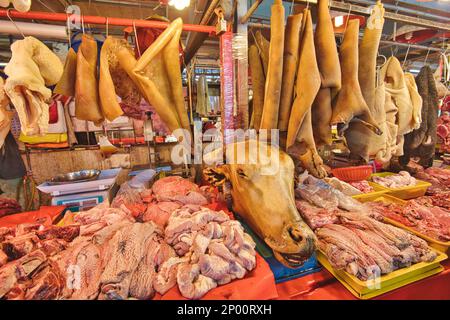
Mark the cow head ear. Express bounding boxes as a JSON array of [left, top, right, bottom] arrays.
[[203, 166, 229, 186]]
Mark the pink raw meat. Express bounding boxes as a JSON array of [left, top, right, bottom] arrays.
[[142, 202, 182, 227], [152, 177, 208, 205]]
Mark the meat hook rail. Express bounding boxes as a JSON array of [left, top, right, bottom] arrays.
[[0, 9, 218, 35]]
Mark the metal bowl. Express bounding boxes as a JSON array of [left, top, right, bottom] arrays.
[[48, 170, 101, 185]]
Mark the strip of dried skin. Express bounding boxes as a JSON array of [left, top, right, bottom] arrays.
[[312, 88, 333, 146], [259, 0, 285, 130], [286, 9, 321, 149], [75, 35, 104, 125], [315, 0, 341, 90], [54, 48, 77, 97], [330, 20, 382, 136], [358, 1, 385, 110], [248, 45, 265, 130], [278, 13, 303, 132], [254, 30, 270, 77], [311, 0, 342, 147], [133, 18, 190, 133]]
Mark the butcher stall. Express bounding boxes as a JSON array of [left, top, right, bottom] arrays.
[[0, 0, 449, 302]]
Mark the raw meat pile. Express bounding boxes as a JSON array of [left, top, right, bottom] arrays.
[[372, 171, 417, 188], [295, 174, 380, 230], [414, 167, 450, 195], [159, 206, 256, 299], [349, 181, 374, 193], [0, 177, 254, 300], [414, 193, 450, 212], [0, 223, 80, 299], [324, 177, 362, 196], [112, 176, 216, 228], [0, 198, 22, 218], [317, 211, 437, 280], [437, 114, 450, 153], [367, 198, 450, 242]]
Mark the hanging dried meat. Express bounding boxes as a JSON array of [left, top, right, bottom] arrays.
[[330, 20, 382, 136], [380, 56, 422, 156], [311, 0, 341, 147], [117, 18, 190, 140], [400, 66, 439, 167], [99, 36, 141, 121], [75, 35, 104, 125], [259, 0, 285, 130], [54, 48, 77, 97], [4, 36, 63, 136], [278, 13, 302, 132], [286, 9, 327, 178]]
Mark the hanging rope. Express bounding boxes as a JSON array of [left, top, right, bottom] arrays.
[[6, 9, 25, 39], [342, 4, 352, 37], [402, 44, 411, 70], [106, 17, 109, 38], [81, 15, 85, 34], [66, 13, 72, 48], [424, 48, 431, 65], [133, 21, 142, 57]]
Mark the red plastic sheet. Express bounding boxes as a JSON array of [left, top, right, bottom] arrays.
[[275, 259, 450, 300], [0, 206, 66, 228], [159, 254, 278, 300]]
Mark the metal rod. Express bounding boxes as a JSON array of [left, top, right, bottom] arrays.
[[0, 9, 218, 34], [249, 21, 444, 53], [240, 0, 264, 25]]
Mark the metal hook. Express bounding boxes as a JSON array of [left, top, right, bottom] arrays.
[[106, 17, 109, 38], [342, 4, 352, 36], [306, 0, 310, 10], [81, 15, 85, 34], [402, 44, 411, 70], [6, 9, 25, 39], [133, 21, 141, 58], [290, 0, 295, 15]]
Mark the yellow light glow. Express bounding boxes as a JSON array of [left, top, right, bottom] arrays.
[[334, 15, 344, 27], [168, 0, 190, 10]]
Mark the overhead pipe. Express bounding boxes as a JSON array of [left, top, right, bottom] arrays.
[[0, 9, 218, 34], [249, 21, 444, 53], [0, 20, 67, 39]]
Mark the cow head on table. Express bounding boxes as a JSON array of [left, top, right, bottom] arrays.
[[204, 140, 316, 268]]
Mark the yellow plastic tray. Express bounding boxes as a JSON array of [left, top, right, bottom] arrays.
[[317, 249, 447, 299], [351, 182, 389, 202], [370, 172, 431, 200], [358, 195, 450, 253]]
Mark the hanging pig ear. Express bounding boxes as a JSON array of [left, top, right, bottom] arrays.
[[203, 166, 229, 187]]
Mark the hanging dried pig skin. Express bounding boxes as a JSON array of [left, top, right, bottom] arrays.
[[380, 57, 422, 156], [254, 30, 270, 78], [259, 0, 285, 130], [4, 36, 63, 136], [286, 9, 327, 179], [248, 44, 265, 130], [0, 78, 12, 149], [330, 20, 382, 136], [54, 48, 77, 97], [311, 0, 341, 146], [118, 18, 190, 141], [278, 13, 302, 132], [344, 2, 392, 163], [75, 35, 104, 125], [358, 1, 384, 111], [401, 66, 438, 167], [99, 36, 141, 121]]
